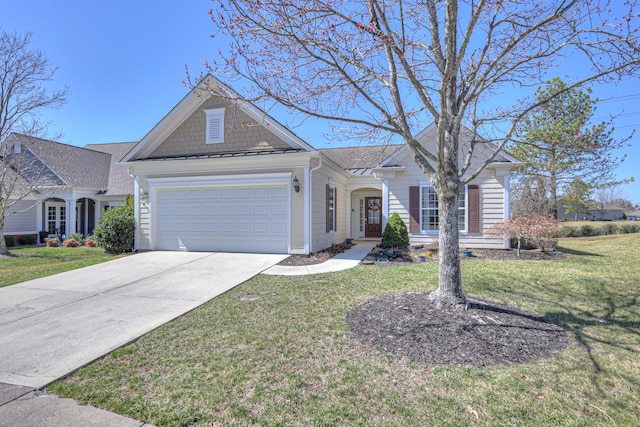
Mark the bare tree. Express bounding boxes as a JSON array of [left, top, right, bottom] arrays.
[[204, 0, 640, 307], [0, 30, 68, 255]]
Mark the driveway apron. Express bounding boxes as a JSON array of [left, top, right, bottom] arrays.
[[0, 251, 286, 389]]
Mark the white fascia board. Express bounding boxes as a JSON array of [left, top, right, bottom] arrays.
[[120, 151, 316, 177], [123, 92, 207, 162], [378, 145, 407, 167], [488, 161, 525, 172]]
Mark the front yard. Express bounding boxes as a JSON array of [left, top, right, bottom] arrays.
[[0, 247, 117, 288], [47, 234, 640, 426]]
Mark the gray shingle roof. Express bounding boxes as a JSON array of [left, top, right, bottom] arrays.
[[11, 134, 111, 190], [319, 144, 403, 169], [85, 142, 137, 196]]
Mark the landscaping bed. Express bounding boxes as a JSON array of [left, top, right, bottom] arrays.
[[361, 245, 565, 264], [347, 292, 568, 367], [277, 242, 353, 266]]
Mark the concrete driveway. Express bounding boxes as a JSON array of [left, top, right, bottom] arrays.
[[0, 251, 286, 389]]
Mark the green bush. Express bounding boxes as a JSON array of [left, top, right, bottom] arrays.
[[580, 224, 602, 237], [18, 234, 36, 245], [619, 223, 640, 234], [602, 223, 619, 235], [93, 204, 135, 254], [561, 226, 580, 237], [66, 233, 85, 245], [4, 235, 15, 247], [381, 212, 409, 249]]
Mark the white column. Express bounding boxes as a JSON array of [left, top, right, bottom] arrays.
[[35, 201, 43, 243], [83, 199, 89, 235], [65, 198, 76, 236], [381, 178, 390, 231], [94, 200, 102, 230], [503, 174, 511, 249], [345, 189, 352, 240], [303, 167, 310, 254], [134, 177, 140, 251]]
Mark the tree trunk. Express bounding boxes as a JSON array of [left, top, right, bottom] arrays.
[[429, 191, 467, 308], [0, 222, 8, 256]]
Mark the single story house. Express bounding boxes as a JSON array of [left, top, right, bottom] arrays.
[[1, 133, 136, 243], [120, 76, 522, 254]]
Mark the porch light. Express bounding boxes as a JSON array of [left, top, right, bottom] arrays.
[[292, 176, 300, 193]]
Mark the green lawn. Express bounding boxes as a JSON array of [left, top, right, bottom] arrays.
[[48, 235, 640, 426], [0, 247, 117, 288]]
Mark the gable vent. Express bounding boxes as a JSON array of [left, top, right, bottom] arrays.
[[205, 108, 225, 144]]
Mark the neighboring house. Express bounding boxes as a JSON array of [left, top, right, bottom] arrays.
[[2, 133, 135, 243], [557, 201, 625, 221], [121, 76, 522, 254]]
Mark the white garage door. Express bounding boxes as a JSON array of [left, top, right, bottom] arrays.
[[155, 185, 289, 253]]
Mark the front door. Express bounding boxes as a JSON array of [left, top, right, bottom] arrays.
[[365, 197, 382, 238]]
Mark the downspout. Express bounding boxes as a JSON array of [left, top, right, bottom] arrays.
[[307, 156, 323, 254]]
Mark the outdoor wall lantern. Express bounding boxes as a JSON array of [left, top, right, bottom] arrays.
[[292, 176, 301, 193]]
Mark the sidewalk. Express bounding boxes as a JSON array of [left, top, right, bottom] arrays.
[[262, 241, 374, 275], [0, 383, 153, 427]]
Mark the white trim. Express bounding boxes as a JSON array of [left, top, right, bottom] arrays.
[[503, 174, 511, 249], [205, 108, 225, 144], [417, 183, 468, 234], [122, 74, 316, 162], [381, 178, 389, 231], [303, 166, 310, 254], [134, 177, 140, 250]]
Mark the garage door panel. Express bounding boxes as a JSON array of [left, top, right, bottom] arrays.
[[155, 184, 289, 253]]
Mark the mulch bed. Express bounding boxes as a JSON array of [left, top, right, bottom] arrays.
[[277, 242, 353, 266], [346, 292, 569, 367], [362, 246, 565, 264]]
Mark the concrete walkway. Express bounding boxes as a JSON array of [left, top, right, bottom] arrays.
[[262, 241, 374, 275]]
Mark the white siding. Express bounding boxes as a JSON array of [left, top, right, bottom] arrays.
[[386, 150, 507, 249], [310, 166, 347, 252], [4, 200, 37, 234]]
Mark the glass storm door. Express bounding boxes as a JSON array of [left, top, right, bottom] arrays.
[[46, 202, 66, 235], [365, 197, 382, 238]]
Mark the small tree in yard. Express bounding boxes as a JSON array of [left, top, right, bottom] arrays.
[[0, 30, 68, 256], [205, 0, 640, 308], [490, 215, 563, 256], [93, 203, 135, 254], [382, 212, 409, 249]]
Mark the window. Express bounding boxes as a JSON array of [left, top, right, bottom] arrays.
[[326, 184, 336, 232], [420, 186, 467, 232], [205, 108, 225, 144]]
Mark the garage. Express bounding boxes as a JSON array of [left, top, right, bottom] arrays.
[[153, 179, 290, 253]]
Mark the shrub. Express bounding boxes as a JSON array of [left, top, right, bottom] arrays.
[[85, 237, 97, 247], [602, 223, 619, 235], [490, 215, 562, 255], [4, 235, 15, 247], [44, 237, 60, 247], [93, 204, 135, 254], [381, 212, 409, 249], [18, 234, 36, 245], [619, 223, 640, 234], [63, 238, 80, 248], [67, 233, 85, 245], [580, 224, 602, 237], [561, 226, 580, 237]]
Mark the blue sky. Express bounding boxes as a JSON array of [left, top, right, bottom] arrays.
[[3, 0, 639, 203]]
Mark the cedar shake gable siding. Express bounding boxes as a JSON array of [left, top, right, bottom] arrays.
[[147, 97, 293, 159]]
